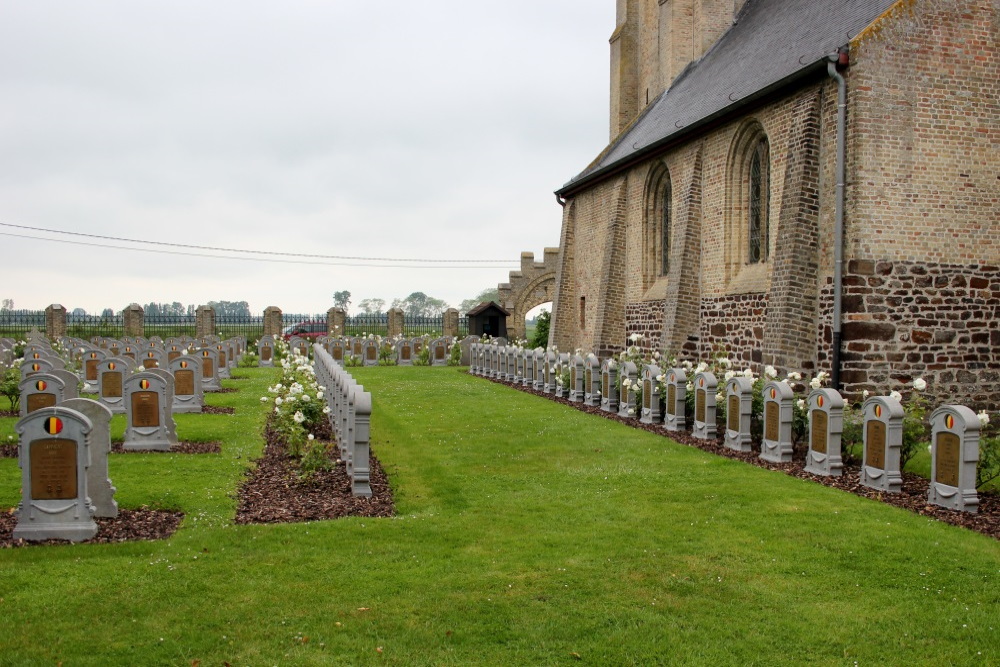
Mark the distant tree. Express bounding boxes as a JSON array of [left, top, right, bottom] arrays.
[[332, 291, 352, 312], [1, 298, 13, 311], [528, 309, 551, 349], [459, 287, 499, 313], [101, 308, 114, 318], [391, 292, 450, 317], [71, 307, 87, 317], [358, 298, 386, 315], [208, 300, 251, 316]]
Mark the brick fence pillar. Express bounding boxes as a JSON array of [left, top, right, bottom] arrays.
[[387, 308, 404, 338], [195, 305, 216, 338], [263, 306, 283, 337], [123, 303, 144, 338], [443, 308, 459, 338], [45, 304, 67, 340], [327, 307, 346, 338]]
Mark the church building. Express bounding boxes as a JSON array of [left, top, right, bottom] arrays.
[[549, 0, 999, 405]]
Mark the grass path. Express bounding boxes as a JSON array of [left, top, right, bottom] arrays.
[[0, 366, 998, 665]]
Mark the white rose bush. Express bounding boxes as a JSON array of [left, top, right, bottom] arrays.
[[265, 353, 335, 477]]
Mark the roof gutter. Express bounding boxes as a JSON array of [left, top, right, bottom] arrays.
[[827, 49, 849, 391], [555, 59, 830, 199]]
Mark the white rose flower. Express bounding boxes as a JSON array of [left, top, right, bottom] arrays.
[[889, 390, 903, 402], [274, 397, 283, 406], [912, 378, 927, 391], [809, 377, 822, 390], [322, 406, 331, 414], [764, 365, 777, 378], [307, 434, 315, 441], [724, 370, 736, 381], [260, 397, 267, 403], [743, 368, 754, 379], [796, 399, 806, 410], [788, 371, 802, 381], [696, 362, 708, 373], [293, 411, 306, 423], [301, 394, 311, 402], [715, 392, 724, 402], [977, 410, 990, 427]]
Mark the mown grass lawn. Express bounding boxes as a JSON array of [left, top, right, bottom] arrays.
[[1, 366, 998, 665]]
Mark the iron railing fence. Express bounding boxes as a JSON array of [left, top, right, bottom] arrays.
[[142, 314, 197, 338], [67, 313, 124, 340], [216, 315, 265, 341], [0, 310, 46, 339]]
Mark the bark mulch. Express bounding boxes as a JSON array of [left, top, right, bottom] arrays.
[[111, 441, 222, 454], [207, 388, 238, 394], [0, 409, 16, 418], [235, 420, 394, 524], [202, 405, 235, 415], [0, 508, 183, 549], [487, 375, 1000, 541]]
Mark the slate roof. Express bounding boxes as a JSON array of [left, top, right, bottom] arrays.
[[466, 301, 510, 317], [557, 0, 897, 196]]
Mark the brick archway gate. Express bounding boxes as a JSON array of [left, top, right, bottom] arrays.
[[497, 248, 559, 342]]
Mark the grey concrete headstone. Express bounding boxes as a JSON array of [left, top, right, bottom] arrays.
[[617, 361, 639, 418], [50, 369, 80, 400], [18, 373, 67, 419], [760, 381, 795, 463], [584, 354, 602, 407], [724, 376, 754, 452], [169, 355, 204, 414], [568, 354, 585, 403], [81, 348, 107, 393], [692, 372, 718, 440], [804, 388, 844, 477], [96, 358, 129, 414], [20, 357, 56, 382], [860, 395, 904, 493], [928, 405, 980, 512], [122, 371, 177, 451], [600, 359, 619, 413], [197, 348, 222, 392], [663, 368, 687, 432], [13, 406, 98, 542], [640, 363, 664, 424], [61, 398, 117, 518], [257, 336, 275, 367]]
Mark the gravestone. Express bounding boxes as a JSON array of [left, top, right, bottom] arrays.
[[640, 364, 664, 424], [362, 339, 379, 366], [257, 336, 275, 367], [121, 345, 137, 362], [468, 342, 479, 374], [724, 376, 754, 452], [617, 361, 639, 418], [50, 369, 80, 400], [431, 338, 449, 366], [96, 359, 128, 414], [505, 347, 517, 381], [214, 344, 231, 379], [543, 351, 557, 394], [20, 358, 56, 381], [692, 372, 718, 440], [12, 407, 99, 542], [19, 374, 67, 418], [82, 348, 107, 393], [533, 349, 546, 391], [198, 348, 222, 391], [760, 381, 795, 463], [663, 368, 687, 432], [169, 355, 204, 414], [927, 405, 980, 512], [141, 348, 164, 370], [568, 354, 585, 403], [804, 388, 844, 477], [860, 396, 904, 493], [351, 337, 364, 357], [522, 348, 536, 387], [513, 348, 525, 383], [123, 372, 177, 451], [330, 338, 346, 363], [600, 359, 619, 413], [396, 339, 413, 366], [584, 354, 603, 407], [61, 398, 117, 518]]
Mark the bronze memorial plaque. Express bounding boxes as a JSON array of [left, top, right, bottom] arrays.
[[643, 379, 651, 409], [102, 371, 122, 398], [174, 370, 195, 396], [435, 346, 445, 360], [30, 439, 78, 500], [218, 351, 227, 366], [402, 347, 411, 361], [332, 347, 343, 361], [570, 367, 576, 387], [85, 359, 99, 381], [202, 358, 214, 377], [366, 346, 377, 361], [811, 410, 828, 454], [866, 420, 886, 469], [764, 403, 779, 442], [602, 373, 609, 398], [131, 391, 160, 428], [696, 389, 705, 423], [728, 394, 740, 432], [353, 342, 362, 355], [27, 393, 57, 414], [935, 432, 961, 487], [168, 351, 181, 362], [261, 347, 272, 362], [142, 358, 157, 369], [667, 384, 676, 416]]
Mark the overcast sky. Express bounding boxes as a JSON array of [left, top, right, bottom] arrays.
[[0, 1, 613, 317]]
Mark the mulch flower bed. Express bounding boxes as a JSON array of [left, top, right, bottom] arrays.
[[202, 406, 235, 415], [0, 410, 16, 418], [235, 419, 394, 524], [111, 441, 222, 455], [488, 375, 1000, 541], [206, 388, 238, 394], [0, 508, 183, 549]]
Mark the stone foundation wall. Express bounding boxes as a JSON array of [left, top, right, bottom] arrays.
[[624, 300, 664, 354], [698, 293, 767, 367]]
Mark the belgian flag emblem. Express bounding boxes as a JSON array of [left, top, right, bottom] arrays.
[[108, 362, 116, 371], [875, 404, 883, 418], [945, 414, 955, 429], [32, 352, 40, 359], [817, 395, 825, 408], [770, 387, 777, 400], [139, 379, 151, 390], [148, 352, 155, 358], [35, 380, 47, 391], [44, 416, 63, 435], [180, 361, 188, 369]]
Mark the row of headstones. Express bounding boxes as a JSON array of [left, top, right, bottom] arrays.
[[318, 336, 452, 366], [312, 345, 373, 497], [469, 349, 982, 515]]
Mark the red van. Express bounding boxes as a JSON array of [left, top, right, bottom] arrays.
[[281, 321, 327, 341]]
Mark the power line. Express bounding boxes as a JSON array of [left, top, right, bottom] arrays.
[[0, 231, 517, 269], [0, 221, 516, 264]]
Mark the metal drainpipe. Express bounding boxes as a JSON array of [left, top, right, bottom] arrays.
[[827, 51, 848, 390]]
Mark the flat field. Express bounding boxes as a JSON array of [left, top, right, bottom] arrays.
[[0, 366, 997, 665]]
